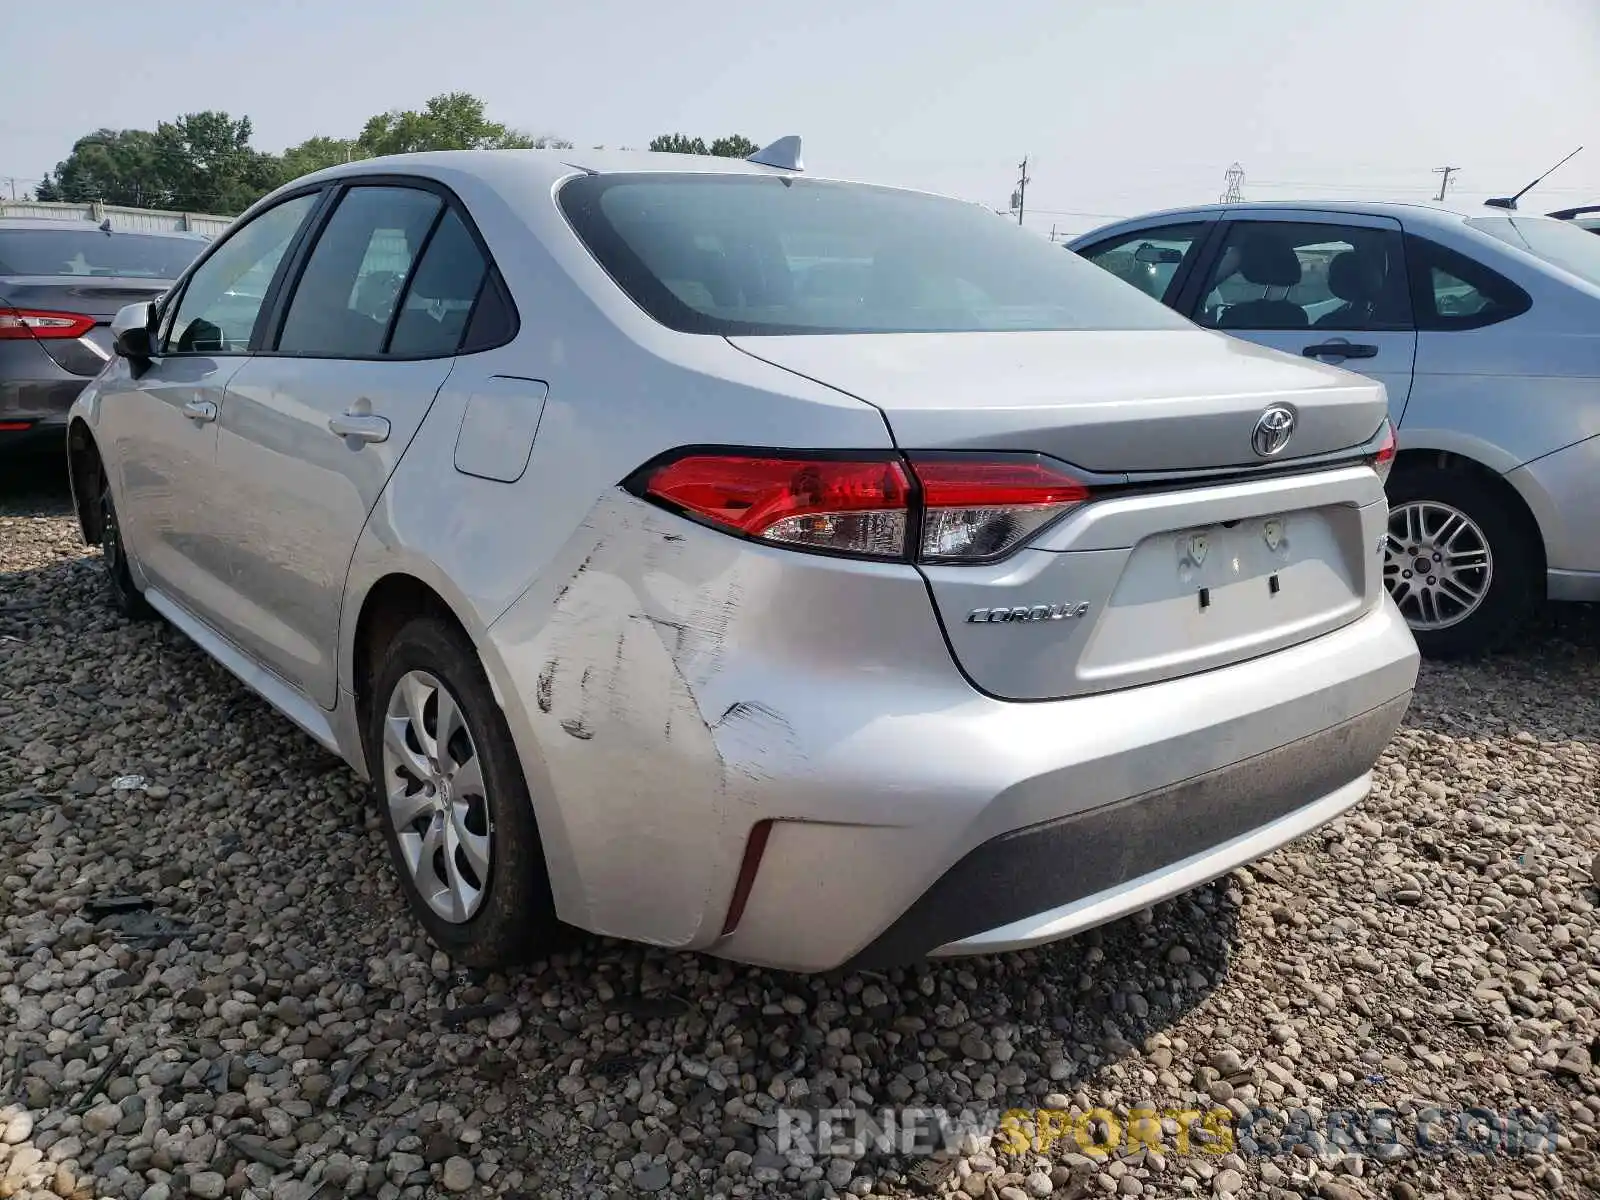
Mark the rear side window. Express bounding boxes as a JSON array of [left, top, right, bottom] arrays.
[[1404, 235, 1531, 331], [387, 209, 487, 357], [461, 268, 516, 353], [557, 172, 1193, 335], [1076, 223, 1207, 303], [276, 186, 442, 356]]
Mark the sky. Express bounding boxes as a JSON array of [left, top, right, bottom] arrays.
[[2, 0, 1598, 240]]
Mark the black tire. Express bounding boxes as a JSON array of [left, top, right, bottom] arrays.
[[98, 470, 152, 620], [364, 615, 568, 967], [1384, 463, 1539, 658]]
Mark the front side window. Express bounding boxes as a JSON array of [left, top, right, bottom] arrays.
[[276, 186, 442, 356], [1077, 224, 1206, 303], [557, 173, 1194, 335], [1466, 214, 1600, 288], [164, 193, 319, 354], [1195, 221, 1411, 331]]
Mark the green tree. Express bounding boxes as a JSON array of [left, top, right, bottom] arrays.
[[357, 92, 570, 157], [709, 135, 759, 158], [650, 133, 709, 155], [650, 133, 759, 158], [279, 136, 366, 181], [39, 128, 166, 208], [151, 111, 282, 214]]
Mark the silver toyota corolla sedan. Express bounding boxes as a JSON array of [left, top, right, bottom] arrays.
[[1069, 200, 1600, 658], [65, 143, 1419, 973]]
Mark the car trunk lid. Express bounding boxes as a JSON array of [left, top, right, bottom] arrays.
[[0, 276, 172, 377], [730, 328, 1394, 699], [729, 328, 1384, 472]]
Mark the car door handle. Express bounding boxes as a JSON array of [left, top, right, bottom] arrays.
[[182, 398, 218, 423], [1302, 341, 1379, 360], [328, 412, 391, 444]]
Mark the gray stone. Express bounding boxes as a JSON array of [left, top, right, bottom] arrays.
[[442, 1156, 475, 1192]]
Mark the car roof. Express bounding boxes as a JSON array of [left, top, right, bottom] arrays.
[[1063, 197, 1577, 244], [0, 216, 210, 239], [277, 146, 964, 207]]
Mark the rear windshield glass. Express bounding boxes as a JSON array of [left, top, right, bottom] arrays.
[[1466, 215, 1600, 288], [0, 229, 205, 279], [558, 173, 1194, 335]]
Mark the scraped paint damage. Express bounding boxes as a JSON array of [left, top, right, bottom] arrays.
[[511, 494, 806, 948]]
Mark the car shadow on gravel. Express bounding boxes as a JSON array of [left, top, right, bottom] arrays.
[[0, 453, 73, 518]]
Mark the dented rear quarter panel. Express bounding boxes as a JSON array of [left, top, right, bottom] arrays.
[[480, 492, 975, 949]]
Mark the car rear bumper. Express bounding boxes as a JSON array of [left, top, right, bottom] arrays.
[[848, 692, 1406, 966], [710, 603, 1415, 972], [482, 493, 1420, 974], [2, 340, 84, 452], [0, 411, 69, 454]]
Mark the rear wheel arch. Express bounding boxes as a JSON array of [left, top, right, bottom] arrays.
[[351, 574, 474, 734], [66, 419, 105, 545], [1386, 448, 1545, 656], [351, 575, 571, 965], [1390, 447, 1548, 581]]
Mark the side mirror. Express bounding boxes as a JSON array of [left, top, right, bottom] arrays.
[[110, 301, 156, 361]]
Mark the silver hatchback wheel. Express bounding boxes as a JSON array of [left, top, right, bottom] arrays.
[[381, 670, 493, 924], [1384, 500, 1493, 631]]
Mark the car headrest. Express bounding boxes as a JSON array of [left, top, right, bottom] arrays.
[[1326, 251, 1385, 304], [1237, 235, 1303, 288]]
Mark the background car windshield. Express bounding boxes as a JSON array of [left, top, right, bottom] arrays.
[[1466, 215, 1600, 288], [0, 229, 203, 278], [559, 173, 1194, 335]]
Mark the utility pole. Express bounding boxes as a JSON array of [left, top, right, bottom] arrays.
[[1433, 166, 1459, 201], [1010, 156, 1030, 226]]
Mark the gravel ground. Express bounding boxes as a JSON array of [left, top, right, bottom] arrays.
[[3, 461, 1599, 1200]]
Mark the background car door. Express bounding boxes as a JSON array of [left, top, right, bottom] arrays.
[[211, 183, 489, 707], [94, 192, 321, 625], [1186, 212, 1419, 428]]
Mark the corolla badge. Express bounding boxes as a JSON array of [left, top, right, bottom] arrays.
[[967, 602, 1090, 624], [1251, 405, 1296, 457]]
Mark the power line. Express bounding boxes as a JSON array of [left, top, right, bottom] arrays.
[[1433, 166, 1460, 201], [1025, 206, 1131, 220]]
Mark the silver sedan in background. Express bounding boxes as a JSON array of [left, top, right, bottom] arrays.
[[1070, 201, 1600, 657]]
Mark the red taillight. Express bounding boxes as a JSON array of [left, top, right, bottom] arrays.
[[637, 450, 1090, 563], [909, 456, 1090, 561], [643, 454, 913, 558], [1371, 421, 1397, 484], [0, 308, 96, 341]]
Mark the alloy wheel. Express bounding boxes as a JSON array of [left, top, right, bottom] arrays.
[[380, 670, 493, 923], [1384, 500, 1493, 631]]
